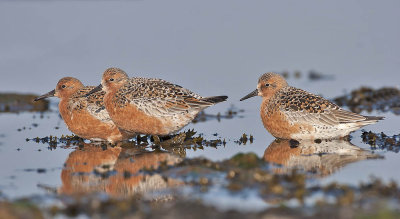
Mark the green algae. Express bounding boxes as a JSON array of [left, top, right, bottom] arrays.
[[227, 153, 261, 169], [2, 197, 399, 219]]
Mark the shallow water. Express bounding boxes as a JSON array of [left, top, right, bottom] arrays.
[[0, 0, 400, 215]]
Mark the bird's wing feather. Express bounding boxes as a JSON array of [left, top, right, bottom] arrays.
[[71, 87, 114, 123], [279, 87, 367, 126], [122, 78, 212, 118]]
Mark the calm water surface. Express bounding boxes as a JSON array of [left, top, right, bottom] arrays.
[[0, 0, 399, 211]]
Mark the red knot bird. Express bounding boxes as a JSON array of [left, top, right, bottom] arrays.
[[240, 72, 383, 140], [86, 68, 228, 136], [34, 77, 133, 143]]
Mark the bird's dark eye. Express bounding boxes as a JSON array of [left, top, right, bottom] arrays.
[[265, 83, 270, 87], [109, 78, 114, 82], [61, 85, 66, 88]]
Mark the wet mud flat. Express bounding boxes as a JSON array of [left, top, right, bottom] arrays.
[[1, 88, 400, 218], [0, 147, 399, 219], [2, 194, 399, 219], [2, 137, 399, 218]]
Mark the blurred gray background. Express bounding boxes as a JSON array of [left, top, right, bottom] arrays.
[[0, 0, 399, 100]]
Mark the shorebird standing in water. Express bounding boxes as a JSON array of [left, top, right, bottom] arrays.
[[240, 72, 383, 140], [35, 77, 133, 143], [87, 68, 228, 136]]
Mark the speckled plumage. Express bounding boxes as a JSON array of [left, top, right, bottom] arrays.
[[93, 68, 228, 135], [241, 72, 383, 140], [35, 77, 132, 143], [68, 86, 112, 123], [118, 77, 216, 116]]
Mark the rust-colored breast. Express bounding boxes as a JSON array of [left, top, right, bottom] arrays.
[[260, 99, 312, 139], [59, 99, 124, 142], [104, 94, 171, 135], [60, 145, 122, 195], [106, 152, 177, 197], [60, 144, 182, 197], [263, 140, 301, 165]]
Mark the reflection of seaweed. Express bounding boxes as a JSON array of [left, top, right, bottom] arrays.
[[334, 87, 400, 114], [192, 105, 244, 123], [362, 131, 400, 152]]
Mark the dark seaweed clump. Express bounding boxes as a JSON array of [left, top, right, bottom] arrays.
[[362, 131, 400, 152], [27, 135, 84, 149], [334, 87, 400, 114], [0, 93, 49, 113], [27, 129, 225, 157], [151, 129, 225, 157], [234, 133, 254, 145]]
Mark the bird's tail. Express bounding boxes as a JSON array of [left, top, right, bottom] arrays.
[[201, 96, 228, 104], [360, 116, 384, 125], [365, 116, 385, 121]]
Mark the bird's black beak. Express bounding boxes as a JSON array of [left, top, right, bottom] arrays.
[[86, 84, 103, 97], [34, 89, 55, 101], [240, 89, 258, 101]]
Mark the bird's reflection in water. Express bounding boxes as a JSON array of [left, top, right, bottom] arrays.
[[264, 139, 382, 177], [59, 143, 182, 198]]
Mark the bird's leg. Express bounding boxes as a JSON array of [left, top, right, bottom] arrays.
[[153, 135, 161, 145]]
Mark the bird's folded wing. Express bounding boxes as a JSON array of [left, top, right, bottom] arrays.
[[284, 107, 366, 127], [79, 87, 114, 123], [279, 87, 367, 127], [127, 79, 211, 118]]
